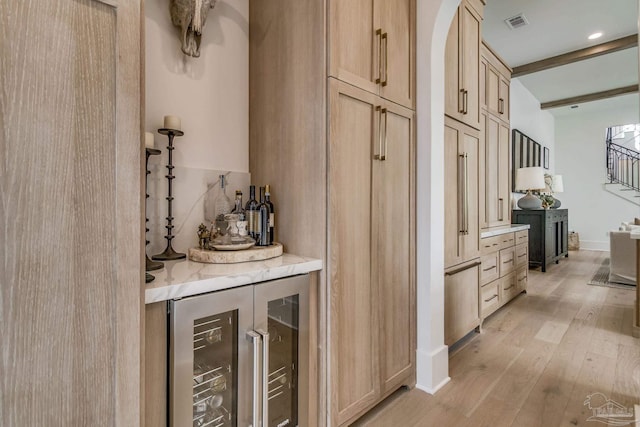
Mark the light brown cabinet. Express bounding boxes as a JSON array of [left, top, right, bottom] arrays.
[[478, 230, 528, 323], [329, 78, 415, 426], [444, 0, 483, 130], [445, 261, 481, 345], [482, 43, 511, 121], [328, 0, 415, 109], [480, 43, 511, 230], [444, 116, 480, 268], [248, 1, 417, 421]]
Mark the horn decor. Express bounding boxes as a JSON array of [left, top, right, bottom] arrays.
[[170, 0, 218, 57]]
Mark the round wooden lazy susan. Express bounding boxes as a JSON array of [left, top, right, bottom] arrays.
[[188, 242, 283, 264]]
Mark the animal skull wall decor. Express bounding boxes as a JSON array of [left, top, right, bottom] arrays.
[[170, 0, 218, 57]]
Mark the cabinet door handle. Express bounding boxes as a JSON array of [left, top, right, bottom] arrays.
[[482, 265, 496, 272], [247, 331, 263, 427], [484, 294, 498, 303], [498, 98, 504, 114], [463, 90, 469, 114], [375, 29, 383, 84], [381, 31, 389, 87], [257, 329, 270, 425], [517, 253, 526, 258], [380, 107, 388, 161], [464, 152, 469, 234], [503, 284, 514, 291], [374, 106, 383, 160], [459, 89, 465, 114], [445, 260, 481, 275], [498, 198, 504, 221]]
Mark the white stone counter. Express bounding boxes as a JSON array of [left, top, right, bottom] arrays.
[[145, 253, 323, 304], [480, 224, 530, 239], [630, 230, 640, 240]]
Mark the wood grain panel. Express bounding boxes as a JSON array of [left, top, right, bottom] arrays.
[[328, 81, 379, 425], [374, 102, 415, 393], [444, 263, 480, 346], [378, 0, 415, 108], [444, 121, 462, 267], [328, 0, 378, 96], [444, 9, 461, 120], [460, 1, 481, 129], [0, 0, 141, 424], [145, 303, 167, 427]]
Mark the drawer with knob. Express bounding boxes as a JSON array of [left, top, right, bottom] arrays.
[[499, 246, 515, 276], [480, 253, 500, 285], [480, 280, 501, 317]]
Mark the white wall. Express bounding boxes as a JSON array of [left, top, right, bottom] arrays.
[[145, 0, 250, 255], [555, 94, 640, 251]]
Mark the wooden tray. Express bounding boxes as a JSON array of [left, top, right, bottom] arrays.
[[188, 242, 283, 264]]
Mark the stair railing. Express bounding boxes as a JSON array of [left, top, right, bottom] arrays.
[[607, 136, 640, 192]]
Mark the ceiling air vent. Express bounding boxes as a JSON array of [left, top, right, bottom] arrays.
[[504, 13, 529, 30]]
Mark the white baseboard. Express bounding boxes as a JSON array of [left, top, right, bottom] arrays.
[[578, 240, 609, 252], [416, 345, 450, 394]]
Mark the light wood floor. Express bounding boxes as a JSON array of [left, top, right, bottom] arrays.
[[353, 250, 640, 427]]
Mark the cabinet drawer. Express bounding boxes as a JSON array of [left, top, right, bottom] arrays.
[[516, 265, 527, 292], [515, 229, 528, 245], [515, 243, 528, 267], [480, 280, 500, 317], [480, 235, 502, 255], [497, 232, 515, 250], [480, 253, 499, 285], [499, 246, 515, 276], [501, 271, 518, 302]]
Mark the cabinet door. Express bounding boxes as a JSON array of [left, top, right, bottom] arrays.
[[486, 63, 500, 116], [483, 113, 500, 227], [444, 118, 480, 267], [328, 80, 379, 425], [328, 0, 379, 96], [444, 9, 462, 121], [254, 276, 310, 427], [373, 101, 415, 394], [460, 1, 481, 129], [170, 286, 254, 427], [378, 0, 415, 108], [445, 263, 480, 346], [498, 121, 510, 224], [499, 75, 510, 120]]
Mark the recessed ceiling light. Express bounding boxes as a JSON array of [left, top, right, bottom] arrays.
[[588, 32, 603, 40]]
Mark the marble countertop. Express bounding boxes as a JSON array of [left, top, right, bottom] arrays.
[[145, 253, 323, 304], [630, 230, 640, 240], [480, 224, 530, 238]]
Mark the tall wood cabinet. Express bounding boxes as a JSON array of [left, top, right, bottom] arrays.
[[249, 1, 416, 426], [480, 43, 512, 229]]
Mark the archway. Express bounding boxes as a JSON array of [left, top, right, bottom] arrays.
[[415, 0, 461, 393]]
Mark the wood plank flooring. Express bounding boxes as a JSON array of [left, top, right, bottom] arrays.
[[353, 250, 640, 427]]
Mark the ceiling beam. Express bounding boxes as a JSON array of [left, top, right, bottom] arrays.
[[540, 85, 639, 110], [512, 34, 638, 78]]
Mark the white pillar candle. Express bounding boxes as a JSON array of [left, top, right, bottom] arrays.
[[163, 115, 181, 130], [145, 132, 154, 148]]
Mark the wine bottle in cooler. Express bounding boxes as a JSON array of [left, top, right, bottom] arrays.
[[265, 184, 275, 245], [245, 185, 258, 239], [256, 186, 270, 246]]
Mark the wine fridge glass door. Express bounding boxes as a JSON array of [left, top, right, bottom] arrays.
[[170, 285, 254, 427], [253, 275, 310, 427]]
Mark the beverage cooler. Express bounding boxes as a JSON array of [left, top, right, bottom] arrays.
[[169, 275, 310, 427]]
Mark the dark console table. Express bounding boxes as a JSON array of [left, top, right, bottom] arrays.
[[512, 209, 568, 272]]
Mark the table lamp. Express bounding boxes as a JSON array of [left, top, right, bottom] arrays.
[[551, 174, 564, 208], [515, 167, 545, 209]]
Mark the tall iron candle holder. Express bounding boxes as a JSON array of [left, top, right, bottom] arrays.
[[145, 147, 163, 283], [152, 128, 186, 261]]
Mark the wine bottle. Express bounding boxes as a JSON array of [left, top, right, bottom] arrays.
[[245, 185, 258, 239], [256, 186, 270, 246], [232, 190, 248, 236], [265, 184, 275, 245]]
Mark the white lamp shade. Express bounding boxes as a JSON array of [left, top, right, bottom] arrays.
[[515, 167, 545, 191], [551, 175, 564, 193]]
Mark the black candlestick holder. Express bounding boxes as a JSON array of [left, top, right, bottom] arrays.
[[152, 128, 186, 261], [145, 148, 164, 279]]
